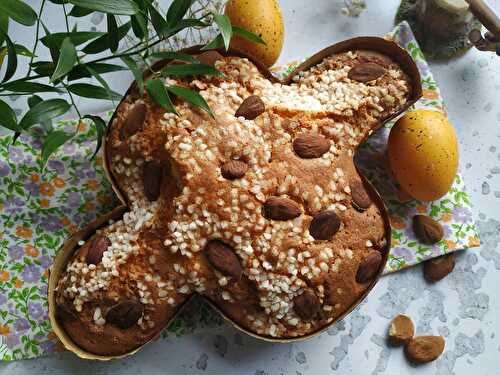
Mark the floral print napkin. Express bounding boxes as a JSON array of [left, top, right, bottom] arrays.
[[0, 21, 479, 361]]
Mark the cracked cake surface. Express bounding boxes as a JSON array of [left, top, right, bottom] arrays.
[[54, 47, 413, 356]]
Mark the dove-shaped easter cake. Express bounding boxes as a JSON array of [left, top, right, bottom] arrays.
[[49, 37, 421, 359]]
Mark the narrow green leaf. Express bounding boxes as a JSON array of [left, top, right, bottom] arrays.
[[82, 65, 115, 101], [41, 131, 72, 167], [166, 0, 192, 24], [49, 0, 73, 4], [213, 14, 232, 51], [167, 85, 213, 117], [120, 55, 144, 95], [41, 22, 60, 63], [40, 31, 105, 49], [28, 95, 52, 130], [0, 98, 18, 131], [82, 22, 131, 54], [0, 0, 37, 27], [201, 34, 224, 51], [13, 44, 36, 57], [131, 13, 147, 40], [162, 18, 208, 38], [68, 0, 139, 16], [2, 81, 63, 93], [0, 15, 9, 48], [19, 99, 71, 130], [162, 63, 223, 77], [67, 62, 127, 81], [0, 48, 6, 67], [50, 38, 77, 82], [148, 3, 168, 35], [68, 5, 94, 17], [232, 26, 266, 45], [150, 51, 199, 63], [0, 31, 17, 82], [68, 83, 122, 101], [146, 79, 177, 114], [83, 115, 107, 158], [27, 95, 43, 108], [107, 15, 119, 52], [31, 61, 55, 77]]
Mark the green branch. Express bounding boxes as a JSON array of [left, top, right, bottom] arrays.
[[26, 0, 46, 77]]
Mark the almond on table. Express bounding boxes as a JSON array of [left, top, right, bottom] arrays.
[[413, 214, 444, 245], [405, 336, 445, 363], [423, 253, 455, 282], [388, 314, 414, 346]]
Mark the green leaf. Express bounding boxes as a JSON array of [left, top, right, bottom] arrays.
[[107, 15, 119, 52], [166, 0, 192, 24], [82, 22, 131, 54], [162, 63, 223, 77], [50, 38, 77, 82], [162, 18, 208, 38], [30, 61, 55, 77], [213, 14, 232, 51], [83, 115, 107, 158], [2, 81, 63, 93], [167, 85, 213, 117], [67, 62, 127, 81], [19, 99, 71, 130], [13, 44, 36, 57], [131, 13, 148, 40], [0, 0, 37, 27], [0, 31, 17, 82], [41, 21, 60, 63], [148, 3, 168, 35], [68, 0, 139, 15], [68, 83, 122, 100], [146, 79, 177, 114], [0, 98, 18, 131], [201, 34, 224, 51], [40, 31, 105, 49], [27, 95, 43, 108], [150, 51, 199, 63], [41, 131, 72, 167], [28, 95, 52, 130], [0, 48, 6, 67], [68, 5, 94, 17], [120, 55, 144, 95], [80, 61, 113, 99], [232, 26, 266, 45], [0, 14, 8, 48]]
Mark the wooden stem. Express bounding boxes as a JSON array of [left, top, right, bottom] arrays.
[[466, 0, 500, 39]]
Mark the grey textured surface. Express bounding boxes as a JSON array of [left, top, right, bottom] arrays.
[[1, 0, 500, 373]]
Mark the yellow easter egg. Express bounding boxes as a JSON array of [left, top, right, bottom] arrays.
[[225, 0, 284, 67], [388, 109, 459, 201]]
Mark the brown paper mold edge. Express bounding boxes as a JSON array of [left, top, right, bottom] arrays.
[[52, 36, 421, 358]]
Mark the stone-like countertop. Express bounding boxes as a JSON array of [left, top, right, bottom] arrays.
[[1, 0, 499, 374]]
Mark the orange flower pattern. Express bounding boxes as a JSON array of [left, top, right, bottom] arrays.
[[86, 179, 99, 191], [0, 111, 118, 361], [25, 245, 39, 257], [15, 226, 32, 238], [52, 177, 66, 188], [39, 182, 55, 197]]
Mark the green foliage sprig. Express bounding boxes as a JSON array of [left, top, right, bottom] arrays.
[[0, 0, 264, 166]]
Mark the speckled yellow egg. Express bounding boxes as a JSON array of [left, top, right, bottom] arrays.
[[225, 0, 284, 67], [388, 109, 459, 201]]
